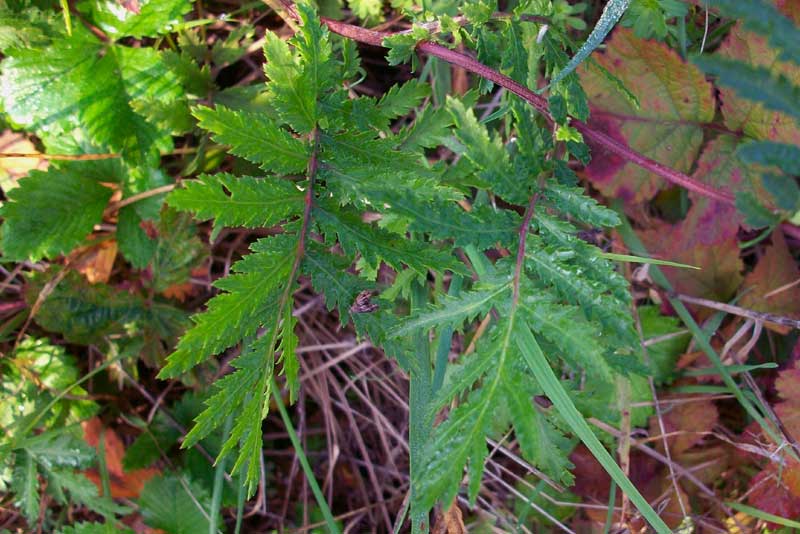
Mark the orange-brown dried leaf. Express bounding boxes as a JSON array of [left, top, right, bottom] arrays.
[[74, 240, 118, 284], [0, 130, 47, 191], [578, 28, 714, 204], [740, 231, 800, 319], [748, 463, 800, 528], [82, 417, 160, 499], [161, 264, 207, 301], [432, 502, 466, 534], [774, 362, 800, 442]]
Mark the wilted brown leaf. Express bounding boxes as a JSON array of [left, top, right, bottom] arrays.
[[74, 240, 118, 284], [0, 130, 48, 192], [82, 417, 160, 499], [740, 231, 800, 319]]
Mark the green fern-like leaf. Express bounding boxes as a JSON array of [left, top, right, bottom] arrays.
[[159, 234, 296, 377], [167, 173, 304, 236], [193, 106, 310, 174]]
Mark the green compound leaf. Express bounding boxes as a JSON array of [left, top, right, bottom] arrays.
[[0, 166, 113, 261], [315, 201, 466, 277], [159, 234, 297, 378]]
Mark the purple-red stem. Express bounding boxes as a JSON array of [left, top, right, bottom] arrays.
[[512, 194, 539, 308], [290, 4, 800, 237], [319, 17, 735, 206]]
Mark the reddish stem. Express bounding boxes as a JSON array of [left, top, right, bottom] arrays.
[[320, 16, 734, 206], [304, 4, 800, 238], [513, 194, 539, 308]]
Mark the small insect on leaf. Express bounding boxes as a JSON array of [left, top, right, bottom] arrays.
[[351, 290, 378, 313]]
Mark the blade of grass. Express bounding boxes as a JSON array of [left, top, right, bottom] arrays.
[[684, 363, 778, 376], [59, 0, 72, 35], [234, 470, 247, 534], [603, 480, 617, 534], [515, 323, 671, 534], [726, 501, 800, 528], [542, 0, 631, 90], [432, 275, 462, 394], [409, 280, 434, 532], [599, 252, 700, 269], [98, 430, 112, 500], [271, 377, 340, 534]]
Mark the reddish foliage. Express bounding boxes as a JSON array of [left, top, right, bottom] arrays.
[[82, 418, 160, 500]]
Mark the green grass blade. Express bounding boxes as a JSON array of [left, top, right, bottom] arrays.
[[514, 323, 672, 534], [726, 501, 800, 528], [209, 414, 233, 534], [272, 377, 341, 534], [599, 252, 700, 270]]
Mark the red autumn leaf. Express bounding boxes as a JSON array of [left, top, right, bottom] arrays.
[[774, 362, 800, 445], [578, 28, 715, 204], [160, 264, 208, 301], [748, 463, 800, 528], [82, 417, 160, 499], [649, 395, 718, 456], [639, 137, 745, 302], [740, 231, 800, 319]]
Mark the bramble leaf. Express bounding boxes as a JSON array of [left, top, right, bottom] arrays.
[[0, 166, 113, 261], [578, 28, 714, 204], [0, 36, 182, 161], [77, 0, 193, 39]]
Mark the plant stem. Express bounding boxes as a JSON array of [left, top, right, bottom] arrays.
[[273, 0, 800, 241], [409, 280, 433, 533], [272, 377, 340, 533]]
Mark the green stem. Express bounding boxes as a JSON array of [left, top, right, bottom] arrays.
[[271, 377, 340, 534], [409, 281, 433, 533], [209, 414, 233, 534]]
